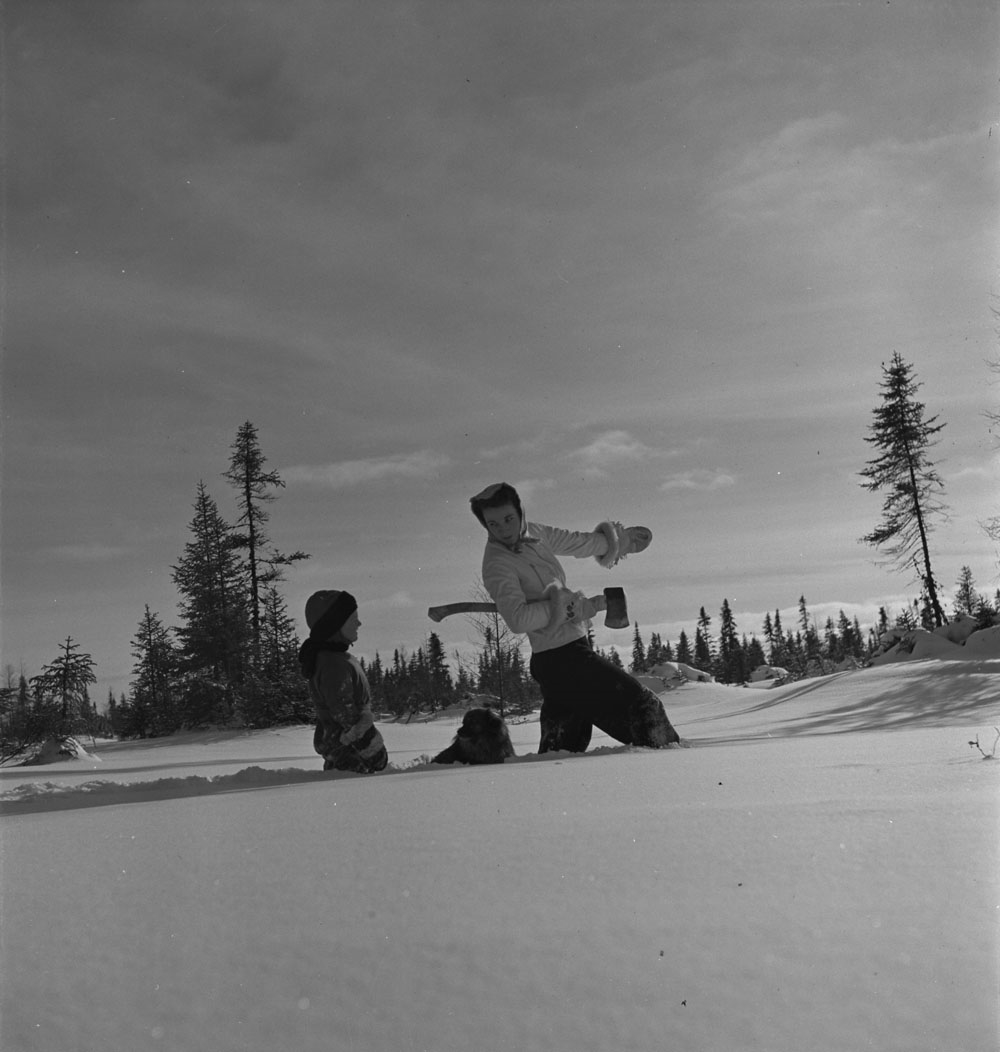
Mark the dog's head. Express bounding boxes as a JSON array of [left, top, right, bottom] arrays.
[[456, 707, 506, 739]]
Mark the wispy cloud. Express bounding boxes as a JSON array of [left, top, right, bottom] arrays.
[[711, 112, 852, 221], [659, 468, 735, 492], [283, 450, 451, 489], [566, 429, 676, 479], [710, 113, 983, 248], [952, 461, 999, 482], [479, 435, 554, 462]]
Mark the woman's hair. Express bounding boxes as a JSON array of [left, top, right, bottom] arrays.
[[469, 482, 523, 527]]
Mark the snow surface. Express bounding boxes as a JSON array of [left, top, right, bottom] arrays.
[[2, 655, 999, 1052]]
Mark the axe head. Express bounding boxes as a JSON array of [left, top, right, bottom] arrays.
[[603, 586, 629, 629]]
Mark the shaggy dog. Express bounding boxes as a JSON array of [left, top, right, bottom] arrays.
[[431, 707, 515, 765]]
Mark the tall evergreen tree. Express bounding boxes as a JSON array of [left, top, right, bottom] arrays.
[[693, 627, 712, 672], [425, 632, 454, 704], [744, 635, 766, 674], [675, 629, 692, 666], [630, 623, 646, 673], [798, 596, 821, 667], [952, 566, 980, 619], [30, 637, 97, 737], [694, 607, 714, 671], [223, 422, 309, 670], [127, 606, 181, 737], [762, 612, 776, 663], [256, 585, 299, 678], [717, 599, 742, 683], [859, 352, 948, 626], [172, 481, 249, 721], [769, 609, 788, 667], [453, 653, 476, 697]]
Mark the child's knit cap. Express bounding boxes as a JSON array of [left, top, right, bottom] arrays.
[[305, 590, 358, 640]]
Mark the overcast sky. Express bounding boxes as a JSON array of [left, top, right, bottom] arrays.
[[3, 0, 998, 702]]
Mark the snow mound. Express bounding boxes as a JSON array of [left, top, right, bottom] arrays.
[[21, 737, 102, 766], [636, 661, 714, 692], [872, 624, 1000, 664], [934, 614, 980, 645], [750, 664, 788, 683], [963, 625, 1000, 656]]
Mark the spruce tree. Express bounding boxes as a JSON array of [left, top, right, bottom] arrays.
[[762, 612, 776, 663], [952, 566, 979, 618], [859, 352, 948, 626], [693, 626, 713, 673], [30, 637, 97, 738], [675, 629, 692, 666], [717, 600, 742, 683], [798, 596, 821, 668], [769, 609, 788, 667], [172, 481, 249, 721], [694, 607, 714, 671], [744, 635, 766, 674], [224, 422, 308, 670], [425, 632, 454, 705], [128, 606, 181, 737], [630, 623, 646, 673]]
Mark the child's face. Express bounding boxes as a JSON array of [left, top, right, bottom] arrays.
[[483, 503, 521, 547], [337, 609, 361, 644]]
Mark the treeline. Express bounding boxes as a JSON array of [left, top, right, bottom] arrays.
[[357, 624, 541, 719], [630, 598, 889, 686], [629, 569, 999, 686], [367, 563, 1000, 708]]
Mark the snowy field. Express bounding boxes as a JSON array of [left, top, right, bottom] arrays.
[[2, 654, 998, 1052]]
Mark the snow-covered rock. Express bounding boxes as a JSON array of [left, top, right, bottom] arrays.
[[871, 628, 969, 664], [962, 625, 1000, 657], [873, 620, 1000, 664], [750, 665, 788, 682], [22, 737, 101, 766], [933, 615, 979, 645], [646, 660, 714, 684]]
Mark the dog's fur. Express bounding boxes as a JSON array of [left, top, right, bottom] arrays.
[[431, 707, 515, 765]]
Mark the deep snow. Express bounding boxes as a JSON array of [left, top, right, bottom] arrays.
[[2, 654, 998, 1052]]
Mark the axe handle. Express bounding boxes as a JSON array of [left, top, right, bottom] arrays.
[[427, 602, 501, 622]]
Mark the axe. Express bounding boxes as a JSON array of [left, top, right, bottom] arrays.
[[427, 586, 629, 630]]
